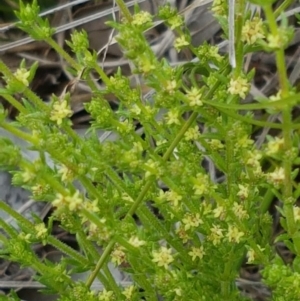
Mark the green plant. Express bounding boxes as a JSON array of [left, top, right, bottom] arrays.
[[0, 0, 300, 300]]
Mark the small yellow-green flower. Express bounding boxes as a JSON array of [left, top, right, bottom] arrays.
[[269, 90, 282, 102], [226, 225, 244, 243], [237, 135, 254, 148], [66, 190, 83, 211], [182, 213, 203, 231], [244, 150, 263, 174], [32, 183, 50, 198], [138, 57, 156, 74], [98, 289, 114, 301], [129, 236, 146, 248], [209, 139, 224, 150], [165, 109, 181, 125], [213, 205, 225, 219], [22, 167, 35, 183], [267, 33, 281, 49], [294, 206, 300, 222], [132, 11, 152, 26], [152, 246, 174, 269], [228, 76, 249, 99], [144, 159, 161, 178], [247, 248, 255, 263], [176, 225, 191, 243], [35, 223, 48, 239], [50, 100, 73, 125], [130, 104, 141, 115], [88, 220, 111, 242], [14, 68, 30, 86], [18, 232, 32, 243], [132, 141, 143, 153], [193, 173, 210, 195], [111, 245, 126, 266], [174, 35, 189, 51], [186, 87, 203, 107], [208, 45, 223, 61], [184, 126, 200, 141], [267, 167, 285, 186], [246, 150, 262, 166], [232, 202, 249, 220], [116, 119, 134, 134], [165, 190, 182, 207], [212, 0, 227, 16], [165, 80, 177, 94], [84, 199, 99, 213], [122, 285, 135, 300], [208, 224, 224, 245], [174, 288, 182, 296], [168, 15, 184, 29], [52, 191, 83, 212], [52, 193, 68, 208], [242, 17, 265, 45], [188, 246, 205, 261], [246, 245, 265, 264], [121, 192, 134, 203], [202, 201, 212, 215], [58, 164, 74, 182], [265, 137, 284, 156], [237, 184, 249, 200]]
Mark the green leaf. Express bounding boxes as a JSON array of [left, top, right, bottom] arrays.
[[280, 217, 287, 231], [248, 0, 276, 6], [0, 88, 11, 94], [293, 256, 300, 273], [28, 61, 39, 82], [292, 168, 299, 180], [275, 205, 286, 217], [284, 239, 296, 253], [274, 233, 289, 243]]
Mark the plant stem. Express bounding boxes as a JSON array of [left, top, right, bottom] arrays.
[[0, 215, 18, 237], [0, 201, 34, 230], [0, 94, 27, 114], [274, 0, 295, 18], [47, 236, 89, 264], [85, 240, 115, 288], [264, 5, 299, 253], [46, 38, 81, 71], [116, 0, 133, 22], [234, 0, 246, 76], [0, 60, 48, 112], [0, 121, 37, 143], [79, 175, 105, 203], [103, 265, 122, 298]]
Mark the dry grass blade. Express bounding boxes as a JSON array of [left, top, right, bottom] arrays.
[[0, 0, 92, 32], [228, 0, 236, 68], [0, 281, 133, 289], [179, 0, 213, 14], [0, 0, 146, 53]]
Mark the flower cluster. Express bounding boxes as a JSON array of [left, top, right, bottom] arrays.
[[13, 68, 30, 86], [197, 43, 223, 63], [228, 76, 250, 99], [211, 0, 228, 17], [158, 4, 184, 29], [152, 246, 174, 269], [185, 87, 203, 107], [242, 17, 265, 45], [174, 35, 190, 52], [52, 191, 84, 212], [132, 11, 152, 27], [50, 98, 73, 125]]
